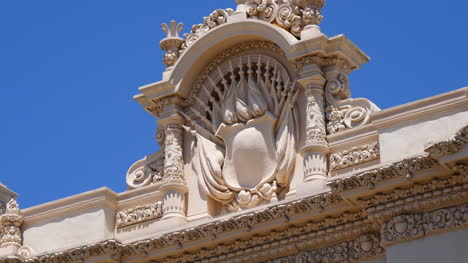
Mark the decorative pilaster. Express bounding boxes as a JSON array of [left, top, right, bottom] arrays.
[[161, 122, 188, 221], [301, 84, 329, 182], [0, 199, 23, 256]]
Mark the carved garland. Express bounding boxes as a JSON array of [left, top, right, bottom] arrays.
[[330, 142, 380, 171]]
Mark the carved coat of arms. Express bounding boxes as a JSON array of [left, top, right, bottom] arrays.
[[185, 53, 299, 211]]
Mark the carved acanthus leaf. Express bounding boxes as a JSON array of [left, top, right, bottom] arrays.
[[330, 142, 380, 171]]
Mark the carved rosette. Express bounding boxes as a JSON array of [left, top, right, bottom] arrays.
[[163, 124, 185, 186], [0, 199, 23, 249]]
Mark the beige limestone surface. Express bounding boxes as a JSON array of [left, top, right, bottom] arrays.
[[0, 0, 467, 262]]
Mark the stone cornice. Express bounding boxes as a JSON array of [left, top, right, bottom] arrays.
[[5, 136, 467, 262], [22, 188, 118, 226], [360, 164, 468, 221], [11, 158, 466, 263]]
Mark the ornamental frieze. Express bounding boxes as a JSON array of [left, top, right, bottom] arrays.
[[268, 233, 384, 263], [330, 142, 380, 171], [116, 201, 163, 228], [381, 204, 468, 246]]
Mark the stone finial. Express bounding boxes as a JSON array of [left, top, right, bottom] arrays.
[[160, 21, 185, 69], [161, 20, 183, 39]]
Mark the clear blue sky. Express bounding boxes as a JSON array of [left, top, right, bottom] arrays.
[[1, 1, 467, 208]]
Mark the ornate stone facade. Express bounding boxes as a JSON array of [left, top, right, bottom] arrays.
[[1, 1, 467, 262]]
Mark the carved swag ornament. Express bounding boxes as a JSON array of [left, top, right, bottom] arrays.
[[184, 50, 298, 211]]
